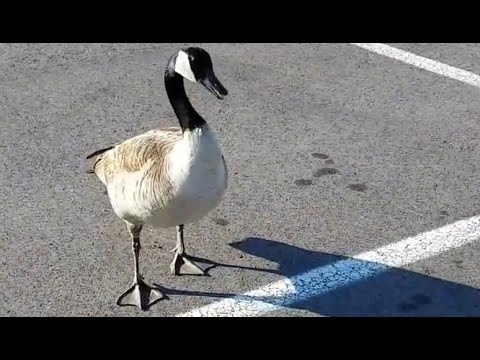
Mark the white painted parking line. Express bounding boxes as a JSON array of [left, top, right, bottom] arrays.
[[351, 43, 480, 89], [177, 216, 480, 317]]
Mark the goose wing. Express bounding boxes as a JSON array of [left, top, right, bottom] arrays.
[[86, 127, 182, 185]]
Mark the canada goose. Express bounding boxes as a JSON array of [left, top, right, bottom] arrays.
[[86, 47, 229, 310]]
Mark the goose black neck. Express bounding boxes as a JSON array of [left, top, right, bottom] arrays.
[[164, 69, 206, 131]]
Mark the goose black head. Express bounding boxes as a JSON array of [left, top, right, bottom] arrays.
[[173, 47, 228, 100]]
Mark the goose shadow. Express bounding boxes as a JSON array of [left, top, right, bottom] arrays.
[[156, 237, 480, 316]]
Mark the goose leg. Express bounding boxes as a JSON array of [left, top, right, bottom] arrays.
[[117, 221, 163, 310], [170, 224, 205, 275]]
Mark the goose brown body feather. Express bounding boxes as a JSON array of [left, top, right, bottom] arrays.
[[88, 127, 182, 185], [87, 125, 227, 227]]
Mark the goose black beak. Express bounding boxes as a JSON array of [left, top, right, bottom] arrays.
[[200, 72, 228, 100]]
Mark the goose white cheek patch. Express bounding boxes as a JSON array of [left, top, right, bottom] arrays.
[[174, 51, 197, 82]]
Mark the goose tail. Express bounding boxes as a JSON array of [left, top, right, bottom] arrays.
[[85, 146, 114, 181], [86, 146, 114, 160]]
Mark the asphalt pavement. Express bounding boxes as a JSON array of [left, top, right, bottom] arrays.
[[0, 43, 479, 316]]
